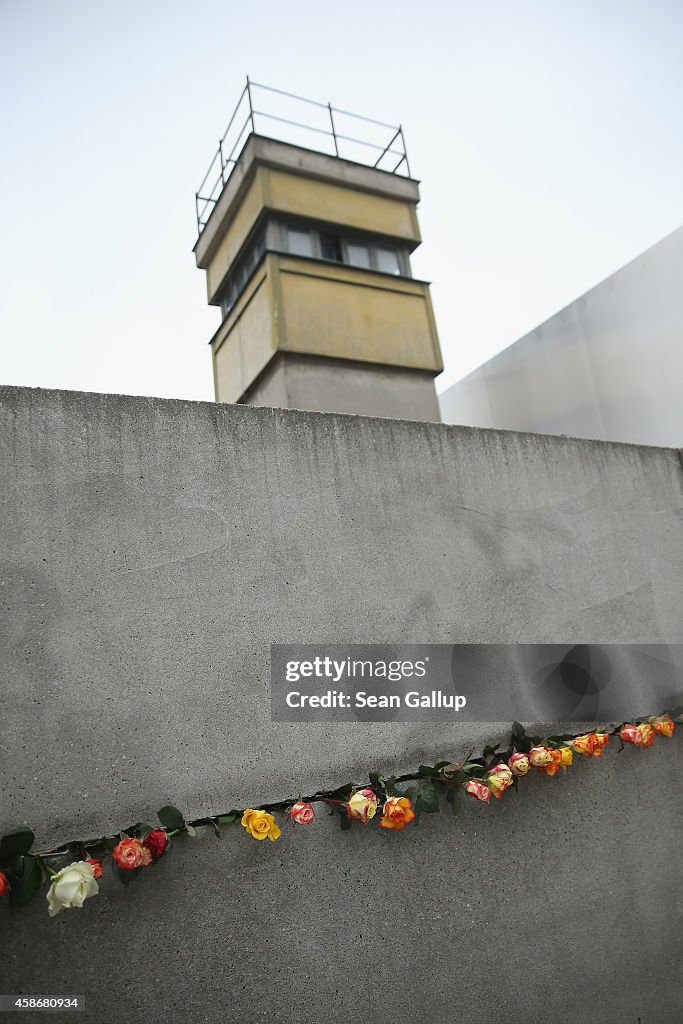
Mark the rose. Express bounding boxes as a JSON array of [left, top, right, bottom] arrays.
[[639, 722, 655, 748], [143, 829, 169, 860], [465, 779, 491, 803], [508, 752, 529, 777], [529, 745, 554, 767], [47, 861, 98, 917], [113, 837, 145, 869], [86, 858, 103, 880], [572, 734, 596, 756], [0, 871, 8, 898], [592, 733, 610, 755], [485, 763, 513, 799], [620, 724, 642, 746], [379, 796, 415, 830], [289, 801, 315, 825], [557, 746, 573, 768], [538, 750, 561, 776], [346, 789, 378, 823], [652, 714, 675, 738], [241, 809, 281, 841]]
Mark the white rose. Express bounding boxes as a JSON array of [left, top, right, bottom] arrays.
[[47, 861, 98, 917]]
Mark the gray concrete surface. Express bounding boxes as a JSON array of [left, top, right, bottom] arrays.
[[440, 224, 683, 447], [1, 385, 682, 850], [1, 740, 680, 1024], [0, 386, 682, 1022], [243, 352, 441, 420]]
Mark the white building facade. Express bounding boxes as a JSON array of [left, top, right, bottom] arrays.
[[440, 226, 683, 447]]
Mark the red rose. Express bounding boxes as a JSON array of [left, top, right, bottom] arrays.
[[143, 829, 169, 860], [113, 837, 144, 869], [86, 857, 103, 880], [0, 871, 8, 898]]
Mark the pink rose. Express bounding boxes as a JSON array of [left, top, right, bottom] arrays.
[[289, 801, 315, 825], [465, 779, 491, 803], [620, 724, 642, 745]]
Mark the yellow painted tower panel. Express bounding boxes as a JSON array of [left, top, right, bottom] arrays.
[[277, 262, 442, 372], [265, 168, 420, 242], [213, 265, 276, 402], [206, 170, 266, 302]]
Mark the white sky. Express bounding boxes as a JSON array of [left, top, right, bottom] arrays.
[[1, 0, 682, 400]]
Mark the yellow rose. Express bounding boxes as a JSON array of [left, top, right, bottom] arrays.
[[346, 789, 378, 823], [485, 763, 513, 799], [557, 746, 573, 768], [652, 715, 675, 738], [529, 745, 553, 766], [241, 808, 281, 842]]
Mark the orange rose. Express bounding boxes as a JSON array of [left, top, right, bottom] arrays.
[[379, 796, 415, 830], [652, 714, 675, 738], [639, 722, 655, 748], [538, 749, 562, 776], [573, 734, 596, 757], [592, 733, 610, 755], [86, 858, 103, 880], [113, 837, 144, 869]]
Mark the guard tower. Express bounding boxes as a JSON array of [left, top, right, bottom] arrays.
[[194, 80, 443, 421]]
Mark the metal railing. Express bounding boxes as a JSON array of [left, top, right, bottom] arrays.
[[195, 78, 411, 236]]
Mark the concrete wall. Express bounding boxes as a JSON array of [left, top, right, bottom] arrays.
[[440, 225, 683, 447], [1, 386, 682, 1023], [242, 353, 441, 420]]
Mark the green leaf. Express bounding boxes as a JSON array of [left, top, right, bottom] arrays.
[[445, 787, 462, 815], [208, 820, 222, 839], [9, 856, 42, 907], [329, 783, 354, 802], [130, 823, 153, 841], [405, 788, 421, 826], [418, 780, 440, 814], [185, 824, 197, 838], [157, 805, 185, 830], [383, 776, 400, 797], [338, 808, 352, 831], [215, 812, 239, 825], [0, 828, 35, 867], [483, 743, 500, 759], [114, 863, 142, 886], [368, 772, 382, 791]]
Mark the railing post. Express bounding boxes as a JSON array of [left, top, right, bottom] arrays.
[[399, 126, 411, 177], [328, 102, 339, 157], [246, 75, 256, 134]]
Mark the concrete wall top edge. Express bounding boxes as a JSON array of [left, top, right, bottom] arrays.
[[1, 384, 680, 456]]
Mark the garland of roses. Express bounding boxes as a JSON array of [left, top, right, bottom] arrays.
[[0, 712, 679, 918]]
